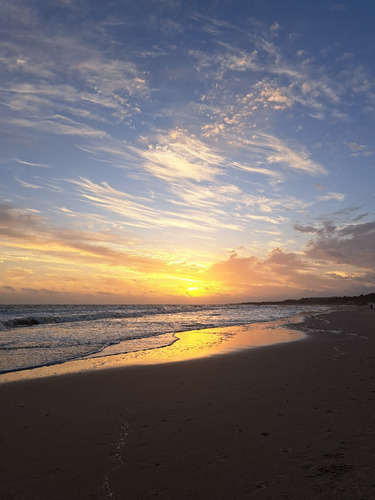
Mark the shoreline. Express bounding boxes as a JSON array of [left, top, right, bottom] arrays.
[[1, 308, 374, 498], [0, 311, 310, 384]]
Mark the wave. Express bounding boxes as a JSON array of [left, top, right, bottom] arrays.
[[0, 304, 207, 331], [0, 304, 331, 376]]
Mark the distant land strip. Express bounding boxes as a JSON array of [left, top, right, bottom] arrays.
[[241, 292, 375, 307]]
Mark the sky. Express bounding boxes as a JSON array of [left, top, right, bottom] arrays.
[[1, 0, 375, 304]]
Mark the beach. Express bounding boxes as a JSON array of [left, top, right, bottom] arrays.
[[1, 308, 374, 499]]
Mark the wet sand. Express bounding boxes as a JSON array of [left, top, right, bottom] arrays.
[[1, 308, 375, 499]]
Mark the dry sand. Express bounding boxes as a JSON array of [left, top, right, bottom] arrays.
[[1, 308, 375, 499]]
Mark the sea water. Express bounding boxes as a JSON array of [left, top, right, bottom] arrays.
[[0, 303, 327, 375]]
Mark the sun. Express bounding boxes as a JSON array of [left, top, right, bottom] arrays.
[[162, 274, 218, 300], [184, 283, 213, 298]]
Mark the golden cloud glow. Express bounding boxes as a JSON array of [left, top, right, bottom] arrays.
[[1, 200, 374, 304]]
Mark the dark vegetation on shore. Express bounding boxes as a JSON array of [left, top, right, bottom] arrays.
[[242, 292, 375, 307]]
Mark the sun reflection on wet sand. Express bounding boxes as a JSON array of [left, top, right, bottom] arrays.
[[0, 316, 305, 383]]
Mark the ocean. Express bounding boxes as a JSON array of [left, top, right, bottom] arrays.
[[0, 303, 327, 377]]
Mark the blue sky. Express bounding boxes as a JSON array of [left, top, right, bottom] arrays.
[[1, 0, 375, 303]]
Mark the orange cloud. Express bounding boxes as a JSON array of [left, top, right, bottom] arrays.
[[1, 204, 374, 304], [206, 247, 374, 301]]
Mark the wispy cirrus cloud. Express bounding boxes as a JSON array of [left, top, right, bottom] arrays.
[[0, 4, 149, 140], [0, 203, 181, 274], [69, 177, 240, 233], [188, 19, 345, 119], [317, 192, 346, 202], [132, 127, 325, 185], [6, 116, 109, 139], [347, 142, 373, 158], [138, 130, 223, 182], [206, 130, 326, 176], [68, 171, 312, 239], [166, 178, 289, 227], [129, 129, 284, 185], [167, 180, 240, 210], [244, 132, 327, 175], [14, 159, 50, 168], [16, 178, 43, 190], [2, 5, 330, 183], [68, 126, 314, 233]]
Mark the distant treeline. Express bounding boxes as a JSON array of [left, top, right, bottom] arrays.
[[242, 293, 375, 307]]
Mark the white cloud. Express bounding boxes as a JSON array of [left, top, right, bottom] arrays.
[[189, 44, 258, 80], [317, 192, 346, 202], [242, 132, 327, 175], [16, 179, 43, 190], [244, 214, 285, 224], [0, 10, 149, 142], [69, 177, 237, 232], [15, 159, 50, 168], [136, 129, 224, 182], [258, 84, 293, 110], [4, 116, 109, 139], [347, 142, 373, 157], [168, 180, 240, 210]]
